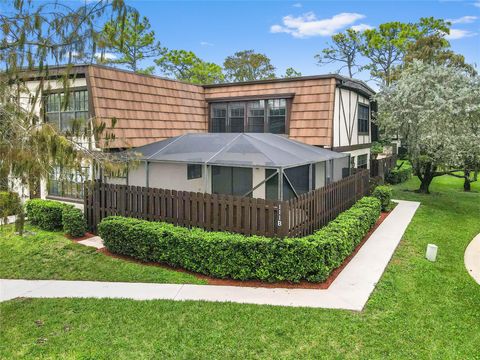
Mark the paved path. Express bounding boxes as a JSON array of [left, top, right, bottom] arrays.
[[465, 233, 480, 285], [0, 200, 420, 311], [78, 236, 104, 249]]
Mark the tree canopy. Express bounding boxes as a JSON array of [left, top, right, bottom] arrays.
[[98, 8, 163, 74], [223, 50, 276, 82], [374, 61, 480, 193], [155, 50, 224, 84]]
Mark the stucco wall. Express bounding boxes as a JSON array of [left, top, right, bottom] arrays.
[[332, 88, 371, 148]]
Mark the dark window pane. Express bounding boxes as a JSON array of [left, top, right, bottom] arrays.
[[60, 112, 76, 131], [357, 154, 368, 169], [247, 100, 265, 133], [232, 167, 252, 196], [358, 104, 369, 134], [229, 103, 244, 132], [211, 104, 227, 132], [268, 99, 286, 134], [284, 165, 310, 196], [265, 169, 278, 200], [187, 164, 202, 180], [212, 166, 252, 196]]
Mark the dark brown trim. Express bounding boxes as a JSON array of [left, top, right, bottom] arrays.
[[286, 98, 292, 136], [206, 93, 295, 103], [42, 86, 88, 95], [85, 66, 95, 119], [332, 143, 371, 152]]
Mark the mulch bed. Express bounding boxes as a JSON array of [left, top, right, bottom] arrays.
[[65, 232, 96, 242], [92, 210, 392, 290]]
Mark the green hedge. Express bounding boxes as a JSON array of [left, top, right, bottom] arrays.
[[25, 199, 75, 231], [372, 185, 393, 211], [98, 196, 381, 283], [62, 207, 87, 238], [386, 167, 412, 185]]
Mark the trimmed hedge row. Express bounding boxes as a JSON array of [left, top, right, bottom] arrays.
[[26, 199, 86, 237], [98, 196, 381, 283]]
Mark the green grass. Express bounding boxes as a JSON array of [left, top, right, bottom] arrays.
[[1, 175, 479, 359], [0, 225, 204, 284]]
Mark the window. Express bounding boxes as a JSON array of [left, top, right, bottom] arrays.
[[187, 164, 202, 180], [247, 100, 265, 132], [211, 104, 227, 132], [45, 89, 89, 132], [268, 99, 286, 134], [229, 103, 245, 132], [357, 154, 368, 169], [210, 98, 287, 134], [358, 104, 369, 135], [48, 166, 89, 200], [212, 166, 252, 196]]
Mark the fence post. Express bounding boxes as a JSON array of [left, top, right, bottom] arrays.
[[277, 201, 290, 238]]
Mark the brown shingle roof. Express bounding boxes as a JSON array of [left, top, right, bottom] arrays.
[[87, 65, 207, 148]]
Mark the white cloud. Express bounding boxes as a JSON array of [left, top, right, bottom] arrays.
[[445, 28, 477, 40], [474, 1, 480, 8], [96, 52, 117, 60], [350, 23, 373, 32], [270, 12, 366, 38], [292, 3, 302, 7], [447, 15, 478, 24], [200, 41, 214, 47]]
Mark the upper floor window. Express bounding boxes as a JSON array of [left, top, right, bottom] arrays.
[[358, 103, 369, 135], [210, 98, 287, 134], [44, 89, 89, 131]]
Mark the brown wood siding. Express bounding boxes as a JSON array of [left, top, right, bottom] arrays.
[[204, 78, 336, 146], [88, 66, 207, 148]]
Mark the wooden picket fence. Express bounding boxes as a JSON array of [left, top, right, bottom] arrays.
[[84, 169, 369, 238]]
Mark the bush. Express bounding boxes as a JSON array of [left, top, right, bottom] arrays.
[[386, 166, 412, 185], [372, 185, 393, 211], [98, 196, 381, 283], [62, 207, 87, 238], [0, 191, 22, 218], [26, 199, 71, 231]]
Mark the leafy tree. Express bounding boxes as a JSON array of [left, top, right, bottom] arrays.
[[315, 29, 361, 78], [223, 50, 276, 82], [98, 9, 163, 74], [155, 50, 224, 84], [374, 61, 480, 193], [360, 18, 449, 85], [0, 0, 132, 218], [283, 67, 302, 78], [402, 34, 477, 76]]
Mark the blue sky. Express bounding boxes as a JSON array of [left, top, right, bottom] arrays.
[[126, 0, 480, 85]]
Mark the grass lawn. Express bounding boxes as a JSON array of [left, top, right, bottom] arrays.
[[0, 226, 204, 285], [1, 175, 479, 359]]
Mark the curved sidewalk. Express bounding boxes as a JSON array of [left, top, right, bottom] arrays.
[[0, 200, 420, 311], [465, 233, 480, 285]]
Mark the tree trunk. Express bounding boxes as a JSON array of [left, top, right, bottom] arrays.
[[464, 170, 471, 192], [416, 162, 435, 194]]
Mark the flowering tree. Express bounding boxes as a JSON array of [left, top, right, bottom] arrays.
[[374, 61, 480, 193]]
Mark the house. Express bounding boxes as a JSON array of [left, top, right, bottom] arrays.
[[112, 132, 350, 201], [14, 64, 375, 203]]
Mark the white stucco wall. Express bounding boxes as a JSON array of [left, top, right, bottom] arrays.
[[332, 88, 371, 148], [252, 168, 266, 198], [315, 162, 326, 189], [344, 148, 371, 169]]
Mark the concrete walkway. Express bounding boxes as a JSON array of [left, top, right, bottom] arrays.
[[465, 233, 480, 285], [0, 200, 420, 311]]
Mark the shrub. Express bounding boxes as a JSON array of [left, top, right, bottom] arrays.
[[26, 199, 71, 231], [62, 207, 87, 238], [372, 185, 393, 211], [386, 167, 412, 185], [0, 191, 22, 218], [98, 196, 381, 283]]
